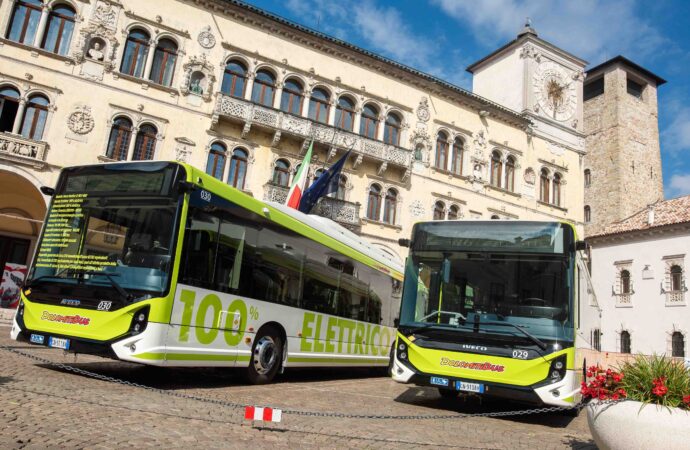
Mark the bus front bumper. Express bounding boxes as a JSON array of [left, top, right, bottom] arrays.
[[390, 353, 580, 408]]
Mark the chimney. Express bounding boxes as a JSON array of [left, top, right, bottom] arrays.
[[647, 206, 655, 225]]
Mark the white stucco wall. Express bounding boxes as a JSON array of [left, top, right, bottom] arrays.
[[587, 228, 690, 356]]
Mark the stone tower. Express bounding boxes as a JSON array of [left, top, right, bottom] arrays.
[[583, 56, 665, 236]]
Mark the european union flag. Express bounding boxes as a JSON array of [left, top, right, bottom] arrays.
[[298, 150, 351, 214]]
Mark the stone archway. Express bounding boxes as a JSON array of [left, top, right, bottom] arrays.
[[0, 170, 47, 269]]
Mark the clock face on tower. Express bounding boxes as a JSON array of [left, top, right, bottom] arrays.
[[533, 60, 577, 123]]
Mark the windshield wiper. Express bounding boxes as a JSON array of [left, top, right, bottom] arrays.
[[78, 271, 133, 303], [474, 318, 548, 350]]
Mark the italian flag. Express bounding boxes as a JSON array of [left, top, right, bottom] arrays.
[[285, 140, 314, 209]]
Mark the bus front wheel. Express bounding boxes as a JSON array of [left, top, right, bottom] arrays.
[[247, 326, 283, 384]]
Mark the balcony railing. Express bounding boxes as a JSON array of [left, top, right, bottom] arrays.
[[263, 183, 361, 231], [214, 94, 412, 169], [0, 133, 47, 163]]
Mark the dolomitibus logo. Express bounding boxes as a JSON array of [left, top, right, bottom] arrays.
[[440, 357, 505, 372], [41, 311, 91, 326]]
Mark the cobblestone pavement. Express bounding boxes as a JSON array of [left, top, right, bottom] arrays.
[[0, 324, 596, 449]]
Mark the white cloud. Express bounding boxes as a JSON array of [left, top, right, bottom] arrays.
[[662, 107, 690, 153], [666, 173, 690, 199], [430, 0, 669, 64]]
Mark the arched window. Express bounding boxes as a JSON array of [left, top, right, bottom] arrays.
[[41, 4, 75, 55], [121, 29, 150, 78], [672, 331, 685, 358], [671, 265, 683, 291], [448, 205, 459, 220], [280, 78, 303, 115], [251, 69, 276, 107], [505, 156, 515, 191], [0, 86, 20, 133], [228, 148, 248, 189], [433, 201, 445, 220], [367, 184, 381, 220], [360, 104, 379, 139], [584, 169, 591, 188], [620, 331, 631, 354], [149, 38, 178, 86], [335, 96, 355, 131], [553, 173, 562, 207], [105, 117, 132, 161], [20, 94, 49, 140], [221, 60, 247, 98], [620, 270, 631, 294], [334, 175, 347, 200], [384, 113, 401, 146], [272, 159, 290, 187], [540, 168, 550, 203], [131, 124, 158, 160], [205, 142, 226, 180], [435, 131, 448, 170], [491, 215, 500, 220], [383, 188, 397, 224], [6, 0, 42, 45], [451, 138, 464, 175], [592, 329, 601, 351], [584, 205, 591, 223], [490, 151, 502, 187], [308, 88, 329, 123]]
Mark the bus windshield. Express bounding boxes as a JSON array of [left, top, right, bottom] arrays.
[[26, 162, 185, 301], [400, 222, 575, 343]]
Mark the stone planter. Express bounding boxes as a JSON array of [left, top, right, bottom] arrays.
[[587, 400, 690, 450]]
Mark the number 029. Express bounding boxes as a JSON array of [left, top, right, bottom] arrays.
[[512, 350, 529, 359]]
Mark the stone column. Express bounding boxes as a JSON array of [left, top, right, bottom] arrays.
[[301, 92, 311, 117], [12, 99, 27, 135], [328, 101, 336, 127], [273, 82, 283, 110], [376, 115, 385, 141], [244, 73, 255, 102], [143, 40, 156, 80], [501, 159, 507, 189], [126, 127, 139, 160], [353, 110, 362, 135], [33, 5, 51, 48]]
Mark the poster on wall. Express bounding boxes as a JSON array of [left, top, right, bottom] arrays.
[[0, 263, 28, 308]]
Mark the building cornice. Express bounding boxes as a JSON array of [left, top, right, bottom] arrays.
[[587, 222, 690, 245]]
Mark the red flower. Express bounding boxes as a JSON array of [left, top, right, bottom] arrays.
[[683, 395, 690, 405], [651, 377, 668, 397]]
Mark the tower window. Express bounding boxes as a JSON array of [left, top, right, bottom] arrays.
[[584, 78, 604, 101], [627, 78, 644, 99]]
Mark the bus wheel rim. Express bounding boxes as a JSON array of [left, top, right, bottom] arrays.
[[253, 336, 277, 375]]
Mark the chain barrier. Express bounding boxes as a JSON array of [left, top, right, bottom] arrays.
[[1, 344, 607, 420]]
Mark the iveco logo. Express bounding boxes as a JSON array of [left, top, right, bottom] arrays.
[[462, 344, 488, 352], [60, 299, 81, 306]]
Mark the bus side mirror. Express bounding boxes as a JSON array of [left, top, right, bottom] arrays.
[[398, 238, 410, 247], [178, 180, 196, 194], [394, 318, 400, 327], [40, 186, 55, 196], [575, 241, 588, 251]]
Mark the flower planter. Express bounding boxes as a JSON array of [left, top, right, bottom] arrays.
[[587, 400, 690, 450]]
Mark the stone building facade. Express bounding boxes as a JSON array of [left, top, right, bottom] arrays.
[[583, 56, 665, 236], [0, 0, 587, 272]]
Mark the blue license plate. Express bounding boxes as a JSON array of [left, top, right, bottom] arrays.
[[430, 376, 449, 387], [48, 337, 70, 350], [30, 334, 45, 345], [456, 381, 485, 393]]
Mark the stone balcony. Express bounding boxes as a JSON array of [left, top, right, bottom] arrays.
[[263, 183, 361, 233], [0, 132, 48, 168], [214, 94, 412, 177]]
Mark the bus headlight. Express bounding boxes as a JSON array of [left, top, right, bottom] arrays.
[[397, 341, 408, 360], [130, 306, 150, 335], [548, 355, 567, 381]]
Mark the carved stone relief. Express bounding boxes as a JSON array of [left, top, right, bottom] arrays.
[[180, 54, 216, 102], [197, 25, 216, 49], [524, 168, 536, 185], [408, 200, 426, 218], [67, 106, 95, 135], [416, 97, 430, 122]]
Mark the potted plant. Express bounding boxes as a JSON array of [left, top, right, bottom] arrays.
[[583, 355, 690, 450]]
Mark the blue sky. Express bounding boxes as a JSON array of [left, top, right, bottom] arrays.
[[248, 0, 690, 199]]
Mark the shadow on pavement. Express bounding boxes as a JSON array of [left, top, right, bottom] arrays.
[[394, 386, 580, 427], [36, 362, 387, 390]]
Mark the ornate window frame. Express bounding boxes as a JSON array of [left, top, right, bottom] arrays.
[[662, 254, 687, 306], [612, 260, 633, 307]]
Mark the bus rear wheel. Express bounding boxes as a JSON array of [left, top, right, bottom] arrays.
[[247, 326, 283, 385]]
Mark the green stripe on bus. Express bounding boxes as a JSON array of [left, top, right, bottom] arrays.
[[287, 356, 386, 364]]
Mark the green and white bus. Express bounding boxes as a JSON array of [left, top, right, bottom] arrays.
[[392, 220, 585, 407], [12, 161, 402, 383]]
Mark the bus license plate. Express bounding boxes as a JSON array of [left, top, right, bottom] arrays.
[[30, 334, 45, 345], [456, 381, 484, 393], [48, 337, 70, 350]]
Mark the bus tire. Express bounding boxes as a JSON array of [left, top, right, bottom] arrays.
[[247, 326, 283, 385], [438, 388, 459, 399], [387, 345, 394, 377]]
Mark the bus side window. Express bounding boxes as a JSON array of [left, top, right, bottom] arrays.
[[254, 225, 303, 307], [214, 220, 247, 294], [179, 207, 219, 289]]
